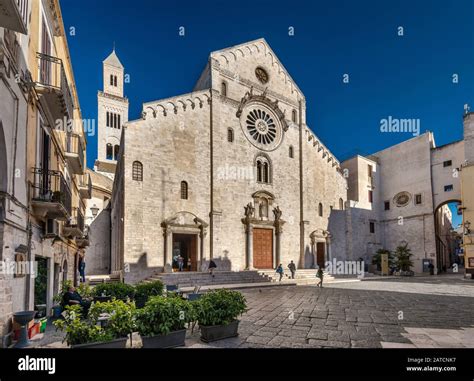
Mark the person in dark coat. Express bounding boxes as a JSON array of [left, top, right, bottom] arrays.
[[208, 260, 217, 277], [62, 286, 91, 315], [78, 257, 86, 283], [288, 260, 296, 279]]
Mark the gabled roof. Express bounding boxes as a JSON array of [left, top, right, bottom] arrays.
[[103, 49, 123, 69], [209, 38, 304, 99]]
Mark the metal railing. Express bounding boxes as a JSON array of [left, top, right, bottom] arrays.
[[66, 207, 84, 232], [36, 52, 74, 118], [31, 168, 72, 216], [17, 0, 28, 27], [66, 133, 84, 169]]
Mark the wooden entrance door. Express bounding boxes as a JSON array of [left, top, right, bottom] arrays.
[[173, 234, 198, 271], [253, 228, 273, 269], [316, 242, 325, 269]]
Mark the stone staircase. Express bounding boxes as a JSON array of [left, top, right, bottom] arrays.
[[147, 270, 276, 290], [258, 269, 336, 285]]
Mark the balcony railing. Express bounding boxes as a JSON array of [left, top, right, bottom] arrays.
[[78, 172, 92, 199], [65, 133, 85, 174], [0, 0, 28, 34], [34, 52, 74, 123], [31, 168, 72, 221], [63, 207, 84, 238]]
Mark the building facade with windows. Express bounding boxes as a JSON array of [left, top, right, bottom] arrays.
[[0, 0, 90, 346], [342, 130, 465, 273], [110, 39, 348, 283]]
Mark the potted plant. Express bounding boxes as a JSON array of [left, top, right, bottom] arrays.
[[92, 282, 135, 302], [135, 295, 195, 348], [54, 299, 135, 348], [194, 289, 247, 343], [394, 243, 415, 276], [134, 280, 164, 308]]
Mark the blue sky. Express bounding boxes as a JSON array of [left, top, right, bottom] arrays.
[[61, 0, 473, 225]]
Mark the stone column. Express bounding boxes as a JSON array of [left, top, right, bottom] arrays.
[[199, 226, 206, 272], [275, 224, 282, 268], [163, 226, 173, 273], [246, 224, 254, 270]]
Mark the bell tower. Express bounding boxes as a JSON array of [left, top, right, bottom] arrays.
[[95, 48, 129, 179]]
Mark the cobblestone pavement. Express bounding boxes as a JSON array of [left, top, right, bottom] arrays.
[[186, 274, 474, 348], [34, 274, 474, 348]]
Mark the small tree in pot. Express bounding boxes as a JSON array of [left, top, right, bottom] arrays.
[[194, 289, 247, 343], [136, 295, 195, 348], [394, 243, 415, 276]]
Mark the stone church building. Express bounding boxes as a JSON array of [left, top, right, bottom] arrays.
[[110, 39, 348, 283]]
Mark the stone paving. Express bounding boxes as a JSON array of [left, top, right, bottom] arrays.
[[33, 274, 474, 348]]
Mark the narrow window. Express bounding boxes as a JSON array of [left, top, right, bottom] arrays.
[[132, 161, 143, 181], [180, 181, 188, 200], [443, 160, 452, 167], [289, 146, 294, 159], [110, 74, 114, 86], [106, 144, 113, 160], [444, 185, 453, 192], [257, 161, 262, 182], [113, 145, 120, 160], [368, 190, 373, 203], [114, 75, 118, 87], [263, 162, 269, 183], [118, 114, 121, 129], [114, 113, 117, 128], [339, 198, 344, 210], [227, 128, 234, 143], [370, 222, 375, 234], [221, 82, 227, 97], [292, 109, 297, 123], [415, 194, 422, 205], [368, 164, 373, 178], [384, 201, 390, 211], [318, 203, 323, 217], [106, 111, 110, 127]]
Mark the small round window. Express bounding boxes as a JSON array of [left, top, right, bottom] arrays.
[[394, 192, 411, 207], [255, 67, 269, 84]]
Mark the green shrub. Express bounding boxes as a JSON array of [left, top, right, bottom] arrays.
[[93, 282, 135, 300], [134, 280, 164, 308], [394, 243, 414, 271], [194, 289, 247, 326], [88, 299, 136, 338], [372, 249, 395, 270], [53, 305, 113, 346], [54, 300, 135, 346], [135, 296, 195, 337]]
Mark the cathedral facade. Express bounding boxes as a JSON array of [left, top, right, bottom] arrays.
[[110, 39, 348, 283]]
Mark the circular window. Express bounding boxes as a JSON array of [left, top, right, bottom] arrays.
[[246, 109, 277, 145], [394, 192, 411, 207], [240, 104, 283, 151], [255, 67, 269, 84]]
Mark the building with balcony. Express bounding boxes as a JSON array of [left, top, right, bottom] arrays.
[[0, 0, 90, 347]]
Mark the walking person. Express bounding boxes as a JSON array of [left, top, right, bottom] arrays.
[[316, 266, 324, 288], [276, 264, 284, 282], [288, 260, 296, 279], [208, 259, 217, 277], [78, 256, 86, 283]]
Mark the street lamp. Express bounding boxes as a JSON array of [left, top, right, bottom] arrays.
[[90, 204, 100, 219]]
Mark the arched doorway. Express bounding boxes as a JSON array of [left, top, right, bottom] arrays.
[[434, 200, 462, 273]]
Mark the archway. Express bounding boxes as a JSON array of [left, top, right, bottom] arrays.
[[434, 200, 462, 273]]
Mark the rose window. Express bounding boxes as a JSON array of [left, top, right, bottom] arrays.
[[246, 109, 277, 145]]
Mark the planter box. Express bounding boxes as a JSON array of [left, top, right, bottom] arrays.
[[187, 293, 202, 301], [71, 336, 128, 349], [141, 329, 186, 348], [200, 320, 239, 343]]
